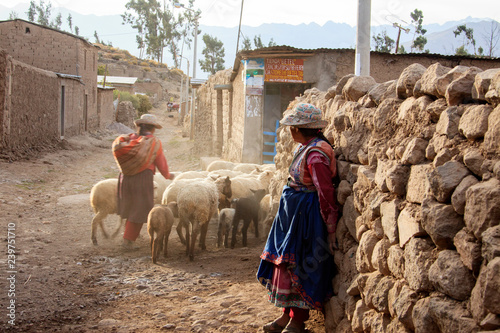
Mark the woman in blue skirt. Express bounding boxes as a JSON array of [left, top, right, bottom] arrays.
[[257, 103, 339, 333]]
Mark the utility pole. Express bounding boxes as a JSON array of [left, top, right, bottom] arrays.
[[235, 0, 244, 54], [393, 22, 410, 53], [355, 0, 371, 76]]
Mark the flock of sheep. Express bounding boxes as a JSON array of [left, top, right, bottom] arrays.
[[89, 160, 278, 262]]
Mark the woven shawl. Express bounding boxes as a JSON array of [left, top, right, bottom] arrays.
[[112, 134, 161, 176]]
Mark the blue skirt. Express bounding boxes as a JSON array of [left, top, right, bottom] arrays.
[[257, 186, 335, 311]]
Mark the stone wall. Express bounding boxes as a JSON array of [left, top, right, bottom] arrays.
[[269, 63, 500, 332], [97, 88, 115, 128], [0, 52, 60, 159]]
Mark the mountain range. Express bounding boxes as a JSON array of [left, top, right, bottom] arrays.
[[1, 3, 499, 79]]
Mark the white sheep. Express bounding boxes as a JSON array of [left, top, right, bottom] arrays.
[[208, 169, 245, 179], [173, 170, 209, 181], [232, 163, 261, 174], [217, 208, 235, 248], [176, 176, 232, 261], [90, 178, 159, 245], [153, 173, 172, 205], [230, 170, 274, 199], [147, 203, 175, 264], [206, 160, 236, 172]]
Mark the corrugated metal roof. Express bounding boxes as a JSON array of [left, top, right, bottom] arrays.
[[97, 76, 138, 85]]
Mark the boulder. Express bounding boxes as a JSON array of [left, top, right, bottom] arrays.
[[356, 230, 380, 273], [426, 98, 448, 123], [397, 204, 426, 248], [459, 104, 493, 140], [368, 80, 395, 106], [371, 276, 396, 314], [343, 76, 377, 102], [427, 160, 471, 203], [337, 180, 352, 206], [484, 257, 500, 314], [352, 299, 370, 333], [485, 71, 500, 106], [397, 63, 427, 99], [387, 244, 405, 279], [336, 74, 356, 96], [445, 67, 483, 106], [386, 164, 410, 196], [428, 296, 480, 333], [380, 199, 400, 244], [473, 68, 500, 101], [372, 98, 402, 135], [464, 149, 486, 177], [375, 159, 393, 192], [451, 175, 480, 215], [428, 250, 476, 301], [419, 62, 452, 98], [389, 281, 418, 330], [433, 147, 458, 168], [454, 228, 482, 273], [470, 265, 488, 324], [484, 105, 500, 155], [401, 138, 428, 165], [436, 106, 463, 138], [362, 272, 384, 308], [464, 178, 500, 239], [404, 237, 435, 292], [325, 85, 337, 100], [412, 298, 441, 333], [372, 238, 391, 276], [436, 65, 470, 97], [482, 225, 500, 264], [421, 198, 465, 249], [406, 163, 433, 204], [343, 195, 360, 241]]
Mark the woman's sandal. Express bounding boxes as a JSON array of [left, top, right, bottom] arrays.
[[282, 323, 306, 333], [263, 320, 286, 333]]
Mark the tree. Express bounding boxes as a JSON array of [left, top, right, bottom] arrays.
[[268, 38, 277, 47], [241, 36, 252, 51], [481, 20, 500, 57], [94, 31, 100, 43], [410, 9, 427, 52], [67, 13, 73, 33], [35, 0, 52, 26], [52, 12, 62, 30], [75, 26, 79, 36], [254, 35, 264, 49], [9, 11, 19, 20], [454, 24, 476, 55], [199, 33, 225, 75], [26, 1, 36, 21], [372, 30, 394, 53]]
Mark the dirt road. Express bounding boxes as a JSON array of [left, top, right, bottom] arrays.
[[0, 105, 326, 332]]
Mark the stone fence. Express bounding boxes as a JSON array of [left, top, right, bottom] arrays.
[[269, 63, 500, 333]]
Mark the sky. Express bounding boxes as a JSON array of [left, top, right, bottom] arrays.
[[1, 0, 499, 28]]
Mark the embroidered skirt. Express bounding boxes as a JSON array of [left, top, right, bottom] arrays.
[[257, 186, 335, 311]]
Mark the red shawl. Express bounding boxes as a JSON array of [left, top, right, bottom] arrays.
[[112, 134, 161, 176]]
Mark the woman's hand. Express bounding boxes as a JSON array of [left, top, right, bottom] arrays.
[[328, 232, 337, 254]]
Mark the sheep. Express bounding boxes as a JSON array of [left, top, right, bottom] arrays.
[[173, 170, 209, 181], [176, 176, 231, 261], [231, 188, 266, 249], [147, 204, 175, 264], [208, 169, 245, 179], [153, 173, 172, 205], [206, 160, 236, 172], [90, 178, 159, 245], [217, 208, 235, 248], [230, 170, 274, 199], [232, 163, 261, 174]]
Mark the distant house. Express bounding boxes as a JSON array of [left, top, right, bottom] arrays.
[[0, 19, 102, 159], [98, 75, 138, 94]]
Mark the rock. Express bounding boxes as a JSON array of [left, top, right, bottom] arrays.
[[485, 71, 500, 106], [454, 228, 482, 273], [421, 198, 465, 249], [436, 65, 470, 97], [388, 245, 405, 279], [404, 237, 435, 292], [386, 318, 412, 333], [325, 296, 345, 330], [380, 199, 400, 244], [428, 160, 471, 203], [445, 67, 483, 106], [397, 204, 426, 248], [470, 265, 488, 324], [352, 299, 370, 332], [401, 138, 428, 165], [343, 76, 377, 102], [426, 98, 448, 123], [336, 74, 356, 96], [428, 250, 476, 301], [473, 68, 500, 101], [356, 230, 380, 273], [464, 178, 500, 239], [412, 297, 441, 333], [325, 85, 337, 100], [484, 105, 500, 155], [451, 175, 480, 215], [397, 63, 427, 99], [459, 105, 493, 140], [343, 196, 360, 241], [433, 147, 458, 168], [338, 180, 352, 206], [420, 63, 453, 98], [436, 106, 463, 138], [406, 163, 433, 204], [368, 80, 395, 106], [372, 276, 396, 314], [375, 159, 393, 192], [482, 225, 500, 264], [484, 257, 500, 314], [390, 281, 418, 330], [373, 98, 402, 134], [363, 272, 384, 308], [428, 296, 480, 333], [372, 238, 391, 276], [479, 313, 500, 330]]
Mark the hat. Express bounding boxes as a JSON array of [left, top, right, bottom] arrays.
[[134, 114, 162, 129], [280, 103, 328, 129]]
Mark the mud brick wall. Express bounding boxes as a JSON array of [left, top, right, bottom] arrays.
[[97, 88, 115, 128], [269, 63, 500, 333]]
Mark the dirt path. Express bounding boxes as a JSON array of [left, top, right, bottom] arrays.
[[0, 105, 325, 332]]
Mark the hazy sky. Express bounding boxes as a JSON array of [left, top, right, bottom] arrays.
[[1, 0, 499, 27]]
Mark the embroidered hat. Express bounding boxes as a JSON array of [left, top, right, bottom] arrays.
[[280, 103, 328, 129], [134, 114, 162, 129]]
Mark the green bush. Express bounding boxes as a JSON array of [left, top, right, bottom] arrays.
[[113, 90, 139, 110], [137, 94, 153, 116]]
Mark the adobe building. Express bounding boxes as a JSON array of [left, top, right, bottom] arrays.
[[195, 46, 500, 164], [0, 19, 102, 159]]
